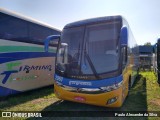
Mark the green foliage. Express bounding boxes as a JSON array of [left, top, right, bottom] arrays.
[[144, 42, 152, 46]]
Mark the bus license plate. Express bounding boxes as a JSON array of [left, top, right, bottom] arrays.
[[74, 96, 86, 102]]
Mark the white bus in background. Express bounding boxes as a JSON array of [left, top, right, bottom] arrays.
[[0, 8, 61, 97]]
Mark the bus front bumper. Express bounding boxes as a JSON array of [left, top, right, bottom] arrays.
[[54, 84, 123, 107]]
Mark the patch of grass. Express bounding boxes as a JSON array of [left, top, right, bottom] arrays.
[[140, 71, 160, 120], [0, 86, 58, 111], [140, 72, 160, 111], [121, 74, 147, 111]]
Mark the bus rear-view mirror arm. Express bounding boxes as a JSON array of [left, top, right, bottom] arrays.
[[44, 35, 60, 52]]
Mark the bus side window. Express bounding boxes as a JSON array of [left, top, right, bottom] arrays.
[[122, 47, 128, 68]]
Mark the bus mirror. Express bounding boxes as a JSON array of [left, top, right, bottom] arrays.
[[120, 26, 128, 46], [44, 35, 60, 52]]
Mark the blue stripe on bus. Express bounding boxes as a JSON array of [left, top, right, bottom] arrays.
[[0, 52, 56, 64], [54, 74, 123, 88], [0, 86, 21, 97]]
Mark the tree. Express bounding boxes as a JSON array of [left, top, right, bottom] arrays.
[[144, 42, 151, 46]]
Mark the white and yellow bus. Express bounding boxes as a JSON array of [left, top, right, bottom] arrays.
[[0, 8, 61, 97]]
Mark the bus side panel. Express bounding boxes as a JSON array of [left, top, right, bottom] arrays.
[[122, 64, 131, 101], [0, 57, 55, 96], [122, 18, 139, 101], [0, 41, 56, 96], [124, 18, 139, 87]]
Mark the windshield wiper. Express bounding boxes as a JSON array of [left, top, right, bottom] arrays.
[[70, 42, 82, 75], [77, 43, 82, 74], [84, 42, 100, 79], [77, 43, 81, 64]]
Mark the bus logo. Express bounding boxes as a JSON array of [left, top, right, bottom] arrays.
[[2, 112, 12, 117], [69, 81, 92, 86], [1, 62, 53, 84]]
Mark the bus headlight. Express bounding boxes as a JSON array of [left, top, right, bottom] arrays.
[[100, 81, 123, 92]]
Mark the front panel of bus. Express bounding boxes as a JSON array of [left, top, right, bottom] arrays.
[[54, 19, 125, 107]]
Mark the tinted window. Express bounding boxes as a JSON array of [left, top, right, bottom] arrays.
[[0, 12, 28, 41], [84, 22, 120, 74], [51, 30, 60, 35], [29, 23, 52, 43], [0, 12, 60, 45]]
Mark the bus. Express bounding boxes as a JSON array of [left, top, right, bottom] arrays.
[[153, 38, 160, 85], [0, 8, 61, 97], [45, 16, 139, 107]]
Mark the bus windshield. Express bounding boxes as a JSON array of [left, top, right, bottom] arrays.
[[56, 22, 120, 79]]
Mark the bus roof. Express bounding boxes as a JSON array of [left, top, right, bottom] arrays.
[[64, 15, 122, 29], [0, 8, 61, 32]]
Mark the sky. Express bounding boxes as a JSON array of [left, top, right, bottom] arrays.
[[0, 0, 160, 45]]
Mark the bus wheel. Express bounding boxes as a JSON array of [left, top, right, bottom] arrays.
[[158, 73, 160, 86], [128, 76, 131, 92]]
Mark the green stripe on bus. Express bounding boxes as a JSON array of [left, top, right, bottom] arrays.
[[0, 46, 56, 52]]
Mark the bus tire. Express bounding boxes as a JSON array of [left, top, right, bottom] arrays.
[[158, 73, 160, 85], [137, 67, 139, 75], [128, 76, 131, 91]]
